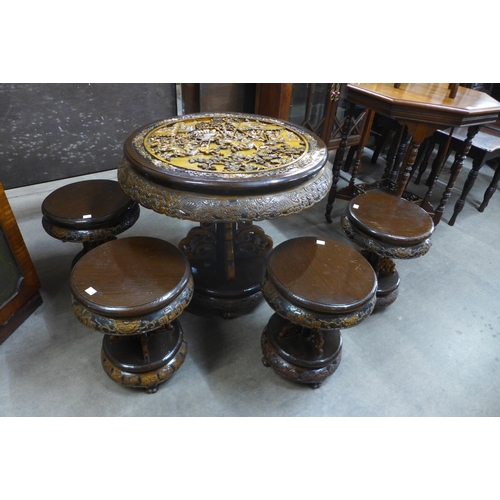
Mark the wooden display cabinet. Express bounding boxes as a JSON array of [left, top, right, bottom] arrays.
[[0, 182, 42, 344], [255, 83, 366, 151]]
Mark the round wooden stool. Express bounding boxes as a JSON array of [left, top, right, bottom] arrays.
[[341, 191, 434, 307], [42, 179, 140, 266], [261, 237, 377, 388], [70, 237, 194, 393]]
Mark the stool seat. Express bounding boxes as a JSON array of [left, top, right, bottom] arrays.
[[42, 179, 136, 229], [261, 236, 377, 388], [267, 237, 377, 314], [70, 236, 193, 393], [71, 237, 191, 318], [42, 179, 140, 267], [342, 191, 434, 308], [346, 191, 434, 246]]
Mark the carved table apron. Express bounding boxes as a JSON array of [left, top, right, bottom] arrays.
[[118, 112, 330, 317]]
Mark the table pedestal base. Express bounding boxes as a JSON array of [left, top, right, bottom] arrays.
[[179, 221, 272, 318], [261, 314, 342, 389], [101, 321, 187, 393]]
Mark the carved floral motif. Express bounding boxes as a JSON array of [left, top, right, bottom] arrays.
[[143, 115, 307, 173], [72, 275, 194, 335], [341, 214, 432, 260], [261, 274, 376, 331], [118, 158, 332, 223]]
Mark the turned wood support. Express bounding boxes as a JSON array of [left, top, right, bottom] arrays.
[[348, 109, 376, 191], [325, 102, 355, 222], [479, 160, 500, 212], [218, 223, 236, 281], [383, 125, 407, 181], [433, 125, 480, 225], [448, 155, 482, 226]]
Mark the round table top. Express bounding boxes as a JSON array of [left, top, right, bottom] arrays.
[[122, 112, 328, 195], [42, 179, 135, 229], [267, 237, 377, 314], [70, 237, 191, 317], [346, 192, 434, 245]]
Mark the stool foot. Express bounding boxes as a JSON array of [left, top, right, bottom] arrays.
[[375, 288, 399, 308], [261, 315, 342, 388]]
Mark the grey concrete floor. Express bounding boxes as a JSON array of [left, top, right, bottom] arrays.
[[1, 149, 500, 417]]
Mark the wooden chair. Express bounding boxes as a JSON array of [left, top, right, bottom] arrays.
[[325, 84, 500, 227], [260, 236, 377, 388], [42, 179, 140, 266], [413, 119, 500, 225], [70, 237, 193, 393]]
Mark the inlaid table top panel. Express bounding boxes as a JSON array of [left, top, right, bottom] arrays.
[[123, 112, 328, 195], [70, 237, 191, 317], [267, 237, 377, 314], [347, 192, 435, 245], [347, 84, 500, 128], [42, 179, 135, 229]]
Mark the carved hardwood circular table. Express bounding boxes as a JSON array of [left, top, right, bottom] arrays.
[[261, 237, 377, 388], [118, 112, 330, 318], [341, 191, 434, 307], [42, 179, 140, 267], [70, 237, 193, 393]]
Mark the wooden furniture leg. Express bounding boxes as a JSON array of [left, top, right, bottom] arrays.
[[346, 109, 376, 192], [420, 129, 454, 210], [325, 103, 355, 222], [434, 125, 480, 225], [395, 123, 429, 197], [479, 159, 500, 212], [448, 156, 485, 226]]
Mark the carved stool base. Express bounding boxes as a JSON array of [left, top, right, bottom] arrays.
[[261, 314, 342, 389], [101, 321, 187, 393], [362, 252, 401, 308]]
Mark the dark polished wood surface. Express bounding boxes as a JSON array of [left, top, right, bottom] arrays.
[[70, 237, 190, 317], [346, 192, 434, 246], [42, 179, 135, 228], [347, 83, 500, 129], [325, 84, 500, 221], [267, 237, 377, 314]]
